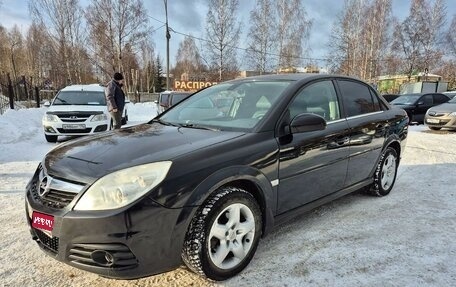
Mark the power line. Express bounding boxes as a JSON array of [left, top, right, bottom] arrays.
[[170, 28, 330, 63]]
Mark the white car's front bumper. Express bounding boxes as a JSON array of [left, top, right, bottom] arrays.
[[43, 112, 110, 136]]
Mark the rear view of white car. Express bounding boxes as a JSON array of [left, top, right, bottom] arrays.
[[42, 84, 127, 142]]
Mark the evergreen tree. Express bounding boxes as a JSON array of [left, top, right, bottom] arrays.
[[154, 55, 165, 93]]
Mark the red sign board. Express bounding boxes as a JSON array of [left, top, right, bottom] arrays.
[[32, 211, 54, 232]]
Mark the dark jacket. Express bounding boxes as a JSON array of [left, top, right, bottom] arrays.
[[105, 80, 126, 112]]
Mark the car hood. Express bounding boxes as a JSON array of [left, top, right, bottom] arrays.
[[47, 105, 107, 113], [428, 103, 456, 113], [44, 123, 245, 183]]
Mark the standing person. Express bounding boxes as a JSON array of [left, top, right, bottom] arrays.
[[105, 72, 126, 129]]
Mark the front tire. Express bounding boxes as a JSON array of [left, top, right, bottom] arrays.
[[368, 147, 399, 196], [182, 187, 262, 281]]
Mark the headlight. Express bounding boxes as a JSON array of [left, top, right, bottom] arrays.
[[449, 112, 456, 117], [43, 114, 59, 122], [91, 114, 108, 121], [74, 161, 172, 211]]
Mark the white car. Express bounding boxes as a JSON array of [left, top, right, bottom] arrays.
[[42, 84, 128, 142]]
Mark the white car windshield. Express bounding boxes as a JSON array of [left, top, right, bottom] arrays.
[[159, 80, 292, 131], [53, 91, 106, 106]]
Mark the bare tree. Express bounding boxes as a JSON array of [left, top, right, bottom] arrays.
[[446, 15, 456, 57], [276, 0, 311, 71], [29, 0, 88, 86], [245, 0, 276, 74], [392, 0, 446, 79], [85, 0, 151, 80], [204, 0, 242, 81], [174, 36, 204, 80], [328, 0, 393, 80]]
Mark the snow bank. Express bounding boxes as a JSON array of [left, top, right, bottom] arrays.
[[0, 103, 157, 163]]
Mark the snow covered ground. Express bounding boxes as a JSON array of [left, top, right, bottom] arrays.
[[0, 104, 455, 287]]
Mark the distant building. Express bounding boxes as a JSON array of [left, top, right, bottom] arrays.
[[378, 73, 444, 94]]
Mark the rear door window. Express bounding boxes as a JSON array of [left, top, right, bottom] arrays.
[[337, 80, 379, 117], [433, 94, 449, 104]]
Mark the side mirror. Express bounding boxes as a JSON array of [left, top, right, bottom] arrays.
[[417, 101, 424, 105], [43, 101, 51, 107], [290, 113, 326, 133]]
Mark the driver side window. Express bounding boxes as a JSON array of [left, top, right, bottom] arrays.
[[289, 80, 341, 122]]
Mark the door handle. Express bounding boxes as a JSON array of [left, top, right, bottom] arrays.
[[336, 136, 350, 145]]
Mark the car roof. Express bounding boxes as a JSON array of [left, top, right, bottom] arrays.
[[400, 93, 446, 96], [60, 84, 105, 92], [226, 73, 358, 83]]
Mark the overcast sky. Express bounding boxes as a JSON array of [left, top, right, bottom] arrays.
[[1, 0, 456, 70]]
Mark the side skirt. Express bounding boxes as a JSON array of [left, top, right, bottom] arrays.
[[274, 178, 373, 227]]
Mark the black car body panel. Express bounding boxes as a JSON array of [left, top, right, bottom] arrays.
[[26, 74, 408, 279]]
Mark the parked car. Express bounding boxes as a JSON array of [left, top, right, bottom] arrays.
[[390, 92, 450, 124], [442, 91, 456, 99], [157, 91, 192, 114], [26, 74, 408, 281], [42, 84, 128, 142], [381, 93, 400, 103], [425, 96, 456, 130]]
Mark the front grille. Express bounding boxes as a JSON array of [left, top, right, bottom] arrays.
[[30, 169, 83, 209], [69, 243, 138, 270], [57, 128, 92, 133], [35, 228, 59, 253], [57, 113, 92, 122], [31, 182, 77, 209]]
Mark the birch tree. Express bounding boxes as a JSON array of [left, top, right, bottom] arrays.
[[29, 0, 88, 86], [245, 0, 276, 73], [276, 0, 311, 70], [392, 0, 446, 79], [174, 36, 204, 80], [86, 0, 150, 79], [204, 0, 241, 81]]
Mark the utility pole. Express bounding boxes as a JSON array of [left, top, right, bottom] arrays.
[[164, 0, 171, 91]]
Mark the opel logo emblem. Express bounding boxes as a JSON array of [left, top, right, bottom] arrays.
[[39, 176, 51, 197], [429, 111, 436, 116]]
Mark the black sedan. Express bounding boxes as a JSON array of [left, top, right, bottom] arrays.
[[390, 92, 450, 123], [26, 74, 408, 281]]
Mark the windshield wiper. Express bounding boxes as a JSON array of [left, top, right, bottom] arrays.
[[151, 118, 180, 127], [177, 123, 219, 131]]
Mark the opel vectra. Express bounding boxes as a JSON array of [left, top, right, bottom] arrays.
[[26, 74, 408, 281]]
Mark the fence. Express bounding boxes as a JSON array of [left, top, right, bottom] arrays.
[[0, 73, 159, 115]]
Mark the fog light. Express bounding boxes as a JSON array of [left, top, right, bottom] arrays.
[[91, 250, 115, 267], [44, 126, 56, 133]]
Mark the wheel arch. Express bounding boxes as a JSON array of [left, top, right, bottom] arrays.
[[178, 166, 276, 239]]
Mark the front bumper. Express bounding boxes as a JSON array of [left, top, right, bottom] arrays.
[[43, 120, 109, 136], [25, 171, 191, 279], [424, 114, 456, 129]]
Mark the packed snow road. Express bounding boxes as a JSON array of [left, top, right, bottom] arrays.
[[1, 104, 455, 286]]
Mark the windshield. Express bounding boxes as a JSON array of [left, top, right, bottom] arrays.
[[53, 91, 106, 106], [170, 93, 191, 106], [158, 80, 292, 131], [391, 95, 420, 105]]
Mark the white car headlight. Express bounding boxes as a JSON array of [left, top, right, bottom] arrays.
[[91, 114, 108, 121], [43, 114, 59, 122], [449, 112, 456, 117], [74, 161, 172, 211]]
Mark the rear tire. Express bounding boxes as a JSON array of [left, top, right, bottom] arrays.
[[45, 134, 57, 143], [367, 147, 398, 196], [182, 187, 262, 281]]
